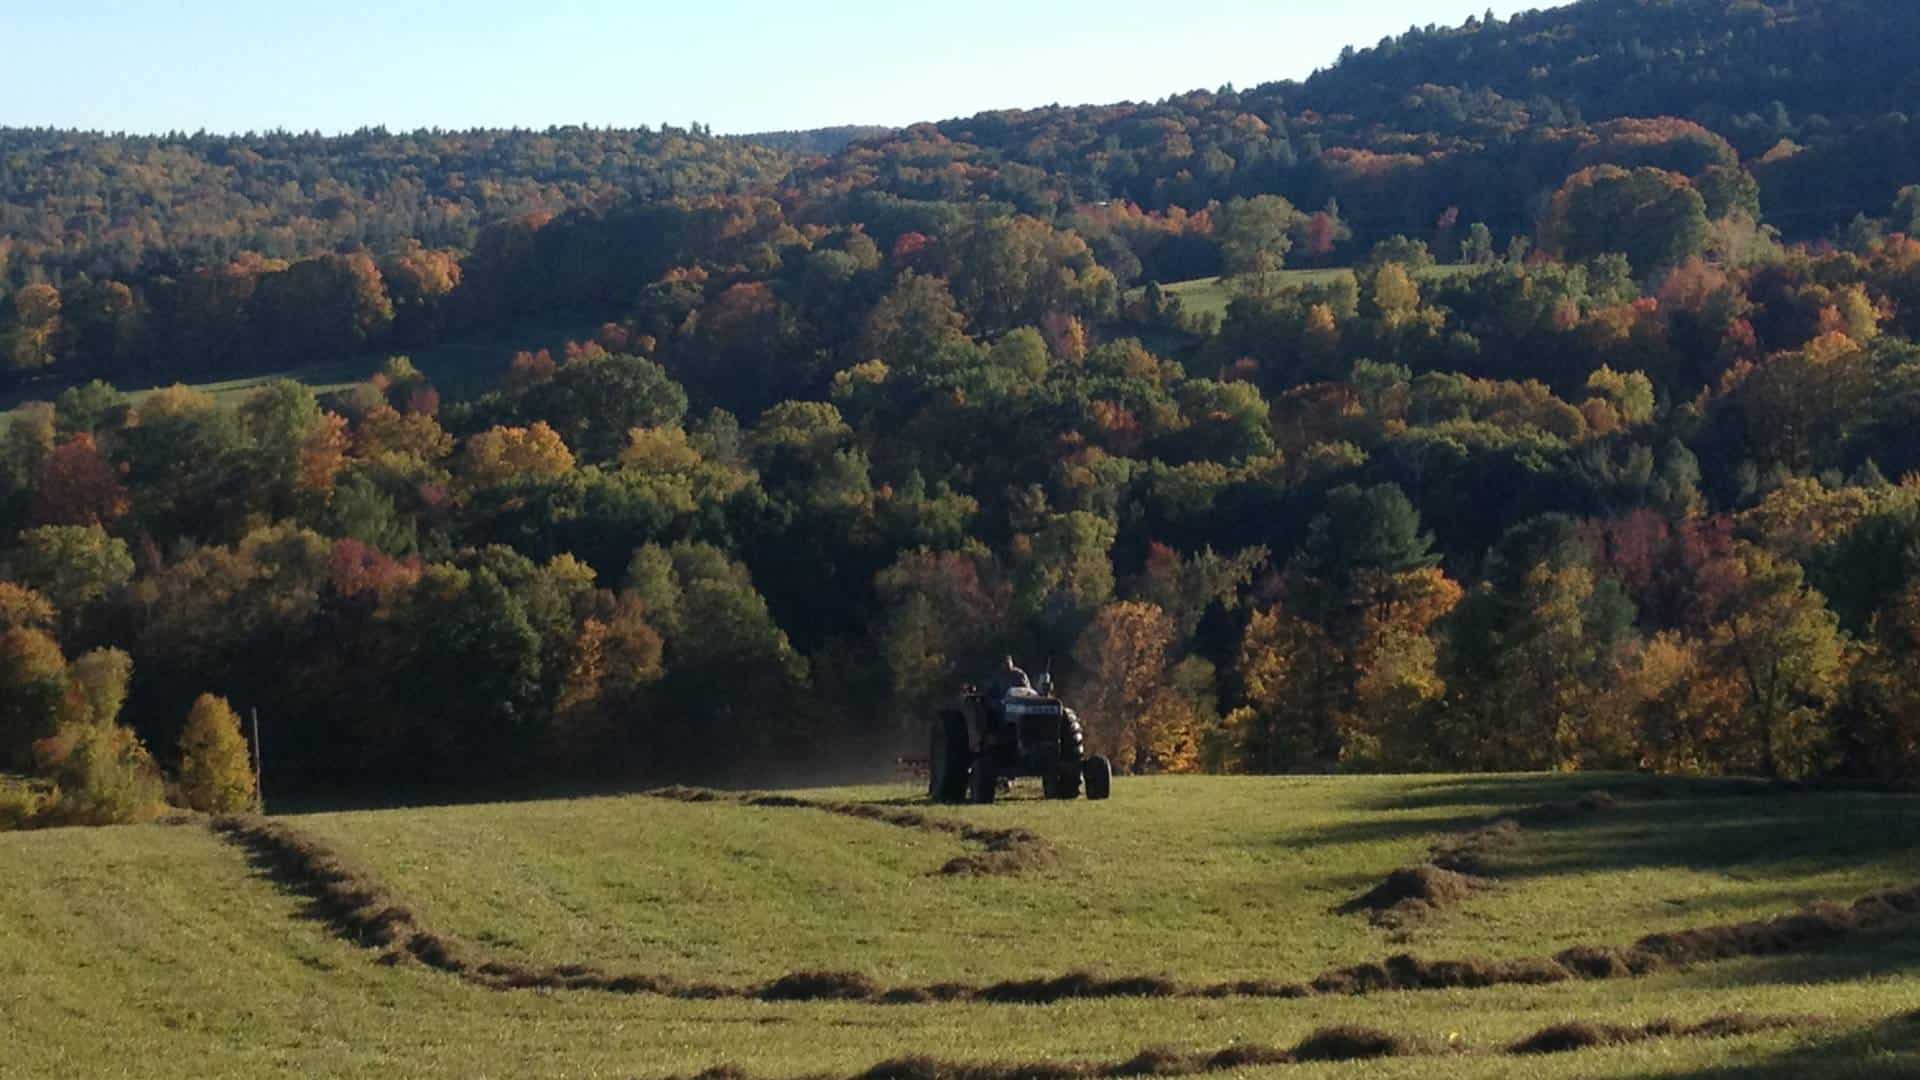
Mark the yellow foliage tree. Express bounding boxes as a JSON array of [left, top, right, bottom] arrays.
[[0, 581, 56, 632], [461, 421, 576, 488], [177, 693, 259, 814], [1072, 601, 1200, 773], [1235, 605, 1340, 769]]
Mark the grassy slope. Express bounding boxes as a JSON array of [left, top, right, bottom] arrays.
[[0, 321, 593, 432], [5, 775, 1920, 1079], [1136, 265, 1477, 322]]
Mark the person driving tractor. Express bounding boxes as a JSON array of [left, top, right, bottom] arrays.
[[991, 655, 1032, 699]]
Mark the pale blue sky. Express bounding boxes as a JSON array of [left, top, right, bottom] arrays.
[[3, 1, 1559, 136]]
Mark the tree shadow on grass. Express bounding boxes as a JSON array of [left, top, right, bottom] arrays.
[[1631, 925, 1920, 994], [1359, 773, 1770, 814], [1485, 795, 1920, 885], [1310, 774, 1920, 890], [1623, 1010, 1920, 1079]]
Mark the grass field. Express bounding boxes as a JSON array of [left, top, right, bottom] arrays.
[[0, 321, 595, 432], [5, 774, 1920, 1078], [1133, 265, 1480, 322]]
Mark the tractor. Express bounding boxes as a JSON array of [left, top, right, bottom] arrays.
[[928, 674, 1112, 804]]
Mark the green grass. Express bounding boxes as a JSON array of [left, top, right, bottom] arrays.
[[5, 775, 1920, 1078], [1132, 265, 1480, 322], [0, 321, 594, 431]]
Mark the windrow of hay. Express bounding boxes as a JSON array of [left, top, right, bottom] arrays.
[[1508, 1012, 1812, 1054], [214, 813, 1920, 1007], [1342, 790, 1617, 928], [661, 1013, 1822, 1080], [650, 787, 1058, 877], [665, 1025, 1413, 1080]]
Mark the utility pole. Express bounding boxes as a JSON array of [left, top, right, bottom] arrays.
[[251, 707, 265, 813]]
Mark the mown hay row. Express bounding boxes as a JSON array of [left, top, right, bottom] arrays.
[[1342, 790, 1616, 928], [663, 1012, 1820, 1080], [668, 1024, 1414, 1080], [650, 787, 1058, 877]]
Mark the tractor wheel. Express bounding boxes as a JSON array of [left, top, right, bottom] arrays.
[[1045, 769, 1081, 799], [1082, 755, 1112, 801], [929, 710, 970, 804], [968, 760, 997, 805]]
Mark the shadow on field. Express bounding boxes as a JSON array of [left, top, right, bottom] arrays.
[[1320, 778, 1920, 894], [1484, 797, 1920, 885], [1619, 1010, 1920, 1079], [1694, 925, 1920, 989]]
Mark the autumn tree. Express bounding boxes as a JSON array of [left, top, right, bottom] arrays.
[[0, 627, 73, 771], [1705, 545, 1846, 779], [177, 693, 259, 814], [462, 422, 577, 488], [1216, 195, 1300, 283], [6, 525, 134, 626], [860, 271, 970, 367], [1072, 601, 1202, 772], [1541, 166, 1709, 274], [875, 548, 1010, 723], [3, 284, 62, 372], [32, 433, 129, 527], [546, 593, 665, 769]]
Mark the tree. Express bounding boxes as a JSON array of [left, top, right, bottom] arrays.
[[1013, 512, 1117, 643], [1298, 483, 1439, 597], [875, 548, 1010, 722], [1072, 601, 1200, 773], [860, 272, 969, 367], [7, 525, 134, 623], [34, 721, 166, 827], [1461, 223, 1495, 265], [0, 628, 74, 771], [1707, 545, 1845, 779], [1216, 195, 1300, 281], [67, 647, 132, 729], [249, 253, 394, 368], [1540, 166, 1709, 274], [461, 422, 577, 488], [547, 594, 665, 769], [381, 241, 463, 346], [33, 433, 130, 527], [500, 353, 688, 463], [59, 278, 142, 375], [1894, 185, 1920, 237], [3, 284, 62, 372], [0, 582, 56, 633], [1234, 605, 1340, 769], [177, 694, 259, 814]]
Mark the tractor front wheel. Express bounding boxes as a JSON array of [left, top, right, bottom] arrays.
[[1082, 755, 1112, 800]]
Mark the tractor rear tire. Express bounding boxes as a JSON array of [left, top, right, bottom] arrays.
[[1083, 755, 1112, 801], [929, 710, 970, 804], [968, 760, 997, 805]]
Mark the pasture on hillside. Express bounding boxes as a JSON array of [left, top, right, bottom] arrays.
[[4, 774, 1919, 1078], [0, 321, 594, 432], [1128, 265, 1478, 322]]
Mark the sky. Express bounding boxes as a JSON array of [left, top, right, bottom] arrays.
[[2, 1, 1560, 136]]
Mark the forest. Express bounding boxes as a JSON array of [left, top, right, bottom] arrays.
[[5, 0, 1920, 824]]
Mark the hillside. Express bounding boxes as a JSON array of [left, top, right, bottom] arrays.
[[6, 0, 1920, 808], [1302, 0, 1920, 144], [0, 125, 797, 281], [5, 775, 1919, 1078]]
